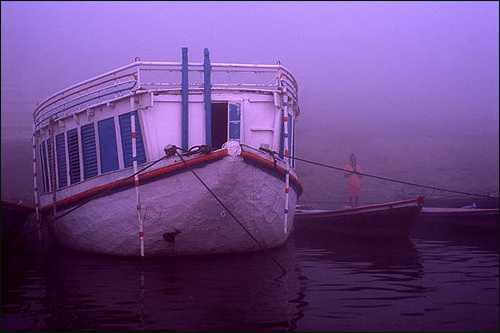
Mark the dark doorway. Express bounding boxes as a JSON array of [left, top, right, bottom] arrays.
[[211, 103, 228, 149]]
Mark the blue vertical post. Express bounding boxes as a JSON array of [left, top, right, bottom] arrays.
[[181, 47, 189, 151], [203, 48, 212, 147]]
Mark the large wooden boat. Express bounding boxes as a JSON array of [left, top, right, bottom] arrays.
[[32, 48, 302, 256], [294, 197, 424, 237]]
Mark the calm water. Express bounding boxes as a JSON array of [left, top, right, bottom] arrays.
[[2, 219, 498, 332]]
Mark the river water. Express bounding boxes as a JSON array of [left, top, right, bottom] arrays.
[[1, 217, 498, 332], [1, 130, 499, 331]]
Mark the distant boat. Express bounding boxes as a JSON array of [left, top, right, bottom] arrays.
[[1, 200, 34, 248], [294, 197, 424, 237], [420, 206, 499, 231], [32, 48, 302, 256]]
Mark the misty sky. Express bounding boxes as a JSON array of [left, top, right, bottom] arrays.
[[2, 1, 499, 141]]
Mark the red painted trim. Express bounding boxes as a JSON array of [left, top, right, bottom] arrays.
[[1, 200, 35, 212], [240, 150, 304, 196], [40, 149, 229, 212], [40, 148, 305, 212]]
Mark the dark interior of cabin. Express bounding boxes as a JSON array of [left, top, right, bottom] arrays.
[[211, 102, 228, 149]]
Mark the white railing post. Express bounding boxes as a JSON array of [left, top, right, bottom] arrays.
[[136, 61, 141, 90], [32, 125, 42, 242], [278, 68, 291, 235], [49, 119, 57, 216]]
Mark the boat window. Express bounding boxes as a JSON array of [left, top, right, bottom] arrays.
[[81, 123, 98, 179], [228, 102, 241, 142], [56, 133, 68, 188], [119, 111, 146, 168], [67, 128, 81, 184], [40, 141, 49, 193], [98, 117, 119, 173], [278, 111, 294, 165], [211, 102, 228, 149]]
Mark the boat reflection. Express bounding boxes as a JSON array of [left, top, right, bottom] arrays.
[[292, 228, 424, 279], [411, 217, 499, 254], [38, 240, 308, 331]]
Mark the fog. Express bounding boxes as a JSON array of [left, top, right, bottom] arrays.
[[1, 1, 499, 204]]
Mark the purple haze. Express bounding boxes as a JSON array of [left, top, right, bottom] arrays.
[[1, 1, 498, 203]]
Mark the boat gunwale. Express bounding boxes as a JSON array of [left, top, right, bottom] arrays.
[[421, 207, 499, 217], [1, 200, 35, 213], [38, 148, 303, 213], [295, 197, 424, 218]]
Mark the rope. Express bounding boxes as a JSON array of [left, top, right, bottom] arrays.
[[175, 149, 287, 278], [16, 154, 169, 243], [243, 144, 500, 200], [298, 200, 379, 205], [292, 156, 499, 200]]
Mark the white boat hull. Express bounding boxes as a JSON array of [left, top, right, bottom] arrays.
[[32, 52, 303, 257], [45, 151, 299, 256]]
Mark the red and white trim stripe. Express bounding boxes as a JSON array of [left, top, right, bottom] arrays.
[[280, 76, 290, 234], [130, 97, 145, 257]]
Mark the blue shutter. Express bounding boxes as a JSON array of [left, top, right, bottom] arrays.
[[119, 112, 146, 168], [67, 128, 81, 184], [56, 133, 67, 188], [288, 114, 293, 166], [98, 117, 119, 173], [292, 118, 296, 168], [40, 142, 48, 193], [81, 123, 98, 179], [47, 139, 55, 192]]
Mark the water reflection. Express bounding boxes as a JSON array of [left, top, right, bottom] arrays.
[[1, 249, 48, 331], [293, 228, 424, 277], [290, 230, 430, 331], [411, 218, 499, 254], [2, 221, 497, 332], [13, 242, 308, 332]]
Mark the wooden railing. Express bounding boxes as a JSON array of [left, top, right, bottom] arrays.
[[33, 61, 299, 130]]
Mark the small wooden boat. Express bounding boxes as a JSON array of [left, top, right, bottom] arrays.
[[293, 197, 424, 237], [1, 200, 35, 248], [419, 206, 499, 231]]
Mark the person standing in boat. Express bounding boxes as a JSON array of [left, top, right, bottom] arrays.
[[344, 154, 362, 207]]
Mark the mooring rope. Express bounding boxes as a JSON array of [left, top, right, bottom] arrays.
[[16, 154, 169, 243], [243, 144, 499, 200], [292, 155, 499, 200], [174, 148, 288, 278]]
